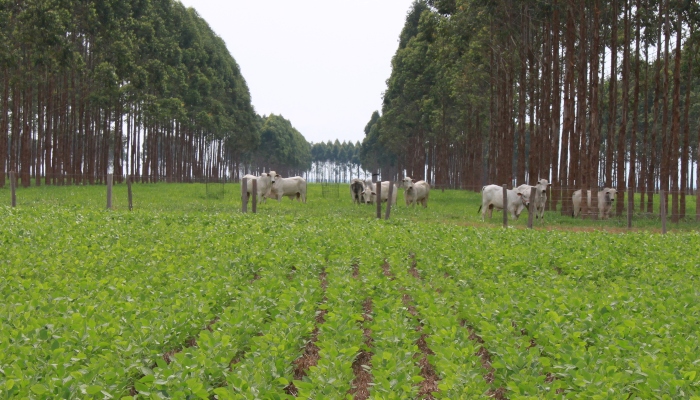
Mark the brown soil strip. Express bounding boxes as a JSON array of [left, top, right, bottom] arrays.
[[349, 298, 374, 400], [284, 268, 328, 396], [408, 253, 421, 279], [352, 262, 360, 279], [461, 321, 507, 400], [381, 260, 393, 278], [400, 291, 439, 399]]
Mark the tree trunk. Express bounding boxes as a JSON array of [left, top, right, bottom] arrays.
[[628, 0, 641, 213], [616, 0, 630, 216], [605, 0, 618, 188], [589, 0, 601, 191], [680, 24, 693, 219]]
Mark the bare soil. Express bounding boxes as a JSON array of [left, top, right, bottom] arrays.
[[349, 297, 375, 399], [284, 268, 328, 396]]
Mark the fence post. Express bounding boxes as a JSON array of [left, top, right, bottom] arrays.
[[10, 171, 16, 207], [384, 181, 393, 220], [527, 186, 535, 229], [627, 187, 633, 229], [106, 174, 113, 210], [591, 190, 599, 220], [502, 184, 508, 228], [376, 181, 382, 219], [241, 178, 248, 213], [660, 190, 666, 234], [252, 179, 257, 214], [127, 175, 133, 211]]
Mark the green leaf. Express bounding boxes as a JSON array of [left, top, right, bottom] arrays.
[[86, 385, 102, 395], [30, 384, 47, 395]]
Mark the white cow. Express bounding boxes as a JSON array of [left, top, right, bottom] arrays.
[[572, 188, 617, 219], [402, 177, 430, 208], [350, 179, 365, 204], [361, 181, 398, 206], [479, 184, 531, 221], [269, 173, 307, 203], [242, 173, 272, 204], [516, 179, 551, 220]]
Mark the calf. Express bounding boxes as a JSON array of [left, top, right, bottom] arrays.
[[479, 184, 531, 221], [361, 181, 398, 206], [402, 177, 430, 208]]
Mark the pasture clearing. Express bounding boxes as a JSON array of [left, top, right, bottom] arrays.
[[1, 183, 699, 399]]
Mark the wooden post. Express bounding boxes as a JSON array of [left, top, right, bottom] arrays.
[[106, 174, 113, 210], [10, 171, 16, 207], [660, 189, 667, 234], [241, 178, 248, 213], [527, 186, 536, 229], [252, 179, 257, 214], [127, 176, 133, 211], [502, 184, 508, 228], [376, 181, 382, 219], [627, 187, 633, 229], [384, 181, 393, 220]]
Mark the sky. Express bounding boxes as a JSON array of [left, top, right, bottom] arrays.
[[177, 0, 415, 145]]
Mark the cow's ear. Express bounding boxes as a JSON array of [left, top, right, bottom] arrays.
[[547, 183, 552, 186], [517, 192, 522, 197]]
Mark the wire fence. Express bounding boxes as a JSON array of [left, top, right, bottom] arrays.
[[2, 173, 699, 233]]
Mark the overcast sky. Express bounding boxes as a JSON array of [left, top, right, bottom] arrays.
[[177, 0, 415, 145]]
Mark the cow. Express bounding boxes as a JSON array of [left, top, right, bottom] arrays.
[[479, 184, 531, 221], [269, 173, 307, 203], [242, 173, 272, 204], [361, 181, 398, 206], [516, 179, 551, 220], [402, 177, 430, 208], [350, 179, 365, 204], [572, 188, 617, 219]]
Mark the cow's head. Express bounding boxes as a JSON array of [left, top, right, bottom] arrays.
[[269, 171, 281, 185], [402, 177, 415, 192], [361, 188, 375, 204], [536, 179, 551, 194], [603, 188, 617, 206], [518, 191, 531, 208]]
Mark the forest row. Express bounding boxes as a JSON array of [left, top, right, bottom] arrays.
[[367, 0, 700, 218], [2, 0, 700, 218]]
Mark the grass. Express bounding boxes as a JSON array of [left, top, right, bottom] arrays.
[[1, 182, 698, 233]]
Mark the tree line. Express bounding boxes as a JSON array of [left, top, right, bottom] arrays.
[[0, 0, 313, 187], [365, 0, 700, 220]]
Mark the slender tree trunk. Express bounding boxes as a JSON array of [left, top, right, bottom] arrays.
[[589, 0, 601, 191], [605, 0, 618, 187], [551, 0, 561, 210], [574, 0, 587, 190], [647, 10, 662, 212], [669, 3, 682, 222], [616, 0, 630, 216], [680, 25, 693, 219], [640, 41, 649, 210], [628, 0, 641, 213], [660, 0, 671, 209]]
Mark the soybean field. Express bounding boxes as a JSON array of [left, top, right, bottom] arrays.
[[1, 183, 699, 399]]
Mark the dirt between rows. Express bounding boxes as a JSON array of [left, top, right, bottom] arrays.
[[348, 297, 374, 400], [284, 268, 328, 396]]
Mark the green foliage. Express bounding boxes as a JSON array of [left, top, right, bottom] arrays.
[[1, 184, 700, 398]]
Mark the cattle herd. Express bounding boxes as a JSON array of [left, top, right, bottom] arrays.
[[241, 173, 618, 220]]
